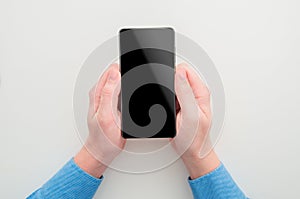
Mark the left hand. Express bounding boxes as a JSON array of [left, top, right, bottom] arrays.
[[75, 63, 126, 178]]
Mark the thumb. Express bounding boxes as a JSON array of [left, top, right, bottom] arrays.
[[175, 68, 198, 117], [97, 69, 120, 122]]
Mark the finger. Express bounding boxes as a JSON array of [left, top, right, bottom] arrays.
[[175, 67, 199, 118], [93, 63, 119, 111], [112, 72, 121, 128], [177, 63, 211, 116], [89, 63, 119, 115], [97, 69, 121, 128]]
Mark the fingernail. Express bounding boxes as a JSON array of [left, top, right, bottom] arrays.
[[109, 70, 118, 81]]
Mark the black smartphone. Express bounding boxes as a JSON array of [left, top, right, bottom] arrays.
[[119, 28, 176, 139]]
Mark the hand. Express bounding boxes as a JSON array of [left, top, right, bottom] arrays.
[[172, 63, 220, 179], [75, 64, 126, 178]]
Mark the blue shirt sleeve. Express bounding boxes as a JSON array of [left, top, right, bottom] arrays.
[[28, 159, 247, 199], [188, 163, 248, 199], [27, 158, 103, 199]]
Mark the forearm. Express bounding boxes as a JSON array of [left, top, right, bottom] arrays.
[[27, 147, 103, 199], [184, 151, 248, 199], [182, 150, 220, 180], [74, 146, 107, 178]]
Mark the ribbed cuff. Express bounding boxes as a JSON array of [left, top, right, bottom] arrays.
[[188, 163, 247, 199], [27, 158, 103, 199]]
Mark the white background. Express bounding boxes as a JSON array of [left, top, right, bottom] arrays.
[[1, 0, 300, 198]]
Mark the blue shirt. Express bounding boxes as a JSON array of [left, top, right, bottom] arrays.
[[27, 159, 248, 199]]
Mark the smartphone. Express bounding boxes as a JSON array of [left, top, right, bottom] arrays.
[[119, 28, 176, 138]]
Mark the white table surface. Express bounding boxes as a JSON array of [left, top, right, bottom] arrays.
[[1, 0, 300, 198]]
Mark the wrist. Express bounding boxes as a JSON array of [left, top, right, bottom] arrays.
[[182, 150, 220, 180], [74, 146, 107, 178]]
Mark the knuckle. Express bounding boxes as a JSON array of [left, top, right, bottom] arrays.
[[98, 117, 109, 128], [97, 114, 112, 129], [101, 85, 113, 96]]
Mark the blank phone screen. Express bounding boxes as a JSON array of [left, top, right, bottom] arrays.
[[120, 28, 176, 138]]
